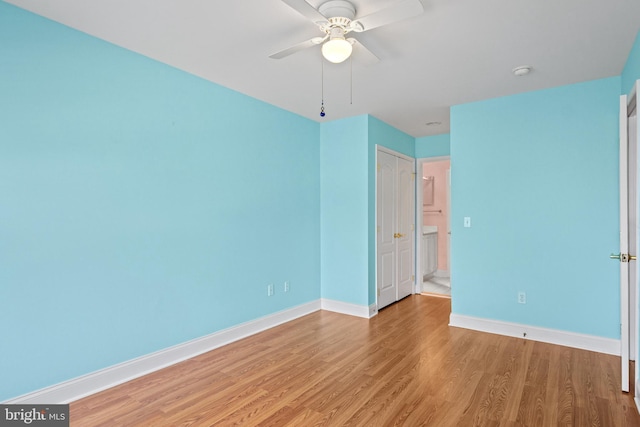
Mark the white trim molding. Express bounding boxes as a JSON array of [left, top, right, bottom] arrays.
[[321, 298, 376, 319], [449, 313, 620, 356], [435, 270, 450, 278], [369, 303, 378, 317], [376, 145, 414, 162], [5, 300, 321, 405], [419, 155, 450, 163]]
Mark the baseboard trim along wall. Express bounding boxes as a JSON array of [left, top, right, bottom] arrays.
[[449, 313, 620, 356], [320, 298, 377, 319], [5, 300, 322, 405]]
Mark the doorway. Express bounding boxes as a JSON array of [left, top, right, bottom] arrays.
[[416, 156, 451, 297]]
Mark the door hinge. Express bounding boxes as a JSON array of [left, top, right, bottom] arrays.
[[411, 275, 415, 281], [411, 224, 414, 231], [377, 163, 381, 171], [377, 289, 380, 297]]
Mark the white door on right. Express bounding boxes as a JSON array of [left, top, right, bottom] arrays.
[[617, 80, 639, 393]]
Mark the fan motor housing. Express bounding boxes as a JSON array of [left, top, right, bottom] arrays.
[[318, 0, 356, 20]]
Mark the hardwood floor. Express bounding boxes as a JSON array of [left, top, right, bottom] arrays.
[[71, 295, 640, 426]]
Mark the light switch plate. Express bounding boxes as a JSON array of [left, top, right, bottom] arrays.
[[464, 217, 471, 228]]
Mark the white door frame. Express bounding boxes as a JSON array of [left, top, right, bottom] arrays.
[[376, 146, 416, 308], [620, 92, 630, 393], [447, 167, 451, 273], [415, 156, 451, 293]]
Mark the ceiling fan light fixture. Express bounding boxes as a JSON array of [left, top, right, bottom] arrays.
[[322, 37, 353, 63]]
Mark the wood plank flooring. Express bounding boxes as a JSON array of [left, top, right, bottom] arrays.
[[70, 295, 640, 426]]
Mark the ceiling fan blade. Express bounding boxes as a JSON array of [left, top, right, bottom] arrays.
[[269, 37, 325, 59], [348, 38, 380, 65], [281, 0, 328, 25], [351, 0, 424, 32]]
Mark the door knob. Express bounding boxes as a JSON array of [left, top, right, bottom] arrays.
[[611, 253, 633, 262]]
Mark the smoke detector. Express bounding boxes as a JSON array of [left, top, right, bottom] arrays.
[[512, 66, 532, 77]]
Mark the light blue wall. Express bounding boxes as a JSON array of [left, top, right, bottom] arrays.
[[450, 77, 621, 338], [622, 30, 640, 95], [415, 134, 451, 158], [0, 2, 320, 401], [320, 116, 370, 305], [368, 116, 415, 159], [319, 115, 415, 306]]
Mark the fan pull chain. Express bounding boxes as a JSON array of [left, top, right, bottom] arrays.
[[350, 53, 353, 105], [320, 57, 326, 117]]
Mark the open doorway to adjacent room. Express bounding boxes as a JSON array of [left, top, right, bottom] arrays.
[[416, 157, 451, 298]]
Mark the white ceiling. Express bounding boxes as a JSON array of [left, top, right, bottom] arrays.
[[7, 0, 640, 137]]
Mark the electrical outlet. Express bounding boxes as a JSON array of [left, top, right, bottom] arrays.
[[267, 284, 274, 297], [518, 292, 526, 304], [284, 281, 290, 292]]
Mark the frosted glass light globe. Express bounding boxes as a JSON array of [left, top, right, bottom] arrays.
[[322, 38, 353, 63]]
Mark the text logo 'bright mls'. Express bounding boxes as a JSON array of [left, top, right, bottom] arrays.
[[0, 405, 68, 426]]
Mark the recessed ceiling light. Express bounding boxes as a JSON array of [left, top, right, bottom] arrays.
[[512, 66, 532, 76], [425, 121, 442, 126]]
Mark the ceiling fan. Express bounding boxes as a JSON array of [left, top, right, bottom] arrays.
[[270, 0, 424, 64]]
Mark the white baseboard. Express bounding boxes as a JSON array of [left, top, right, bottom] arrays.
[[5, 300, 321, 405], [368, 303, 378, 317], [435, 270, 449, 278], [321, 298, 376, 319], [449, 313, 620, 356], [635, 397, 640, 416]]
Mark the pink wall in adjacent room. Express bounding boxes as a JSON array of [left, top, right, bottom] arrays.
[[423, 160, 450, 272]]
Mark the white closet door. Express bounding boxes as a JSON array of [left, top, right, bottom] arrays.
[[377, 149, 415, 309], [396, 156, 414, 300], [377, 151, 397, 309]]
